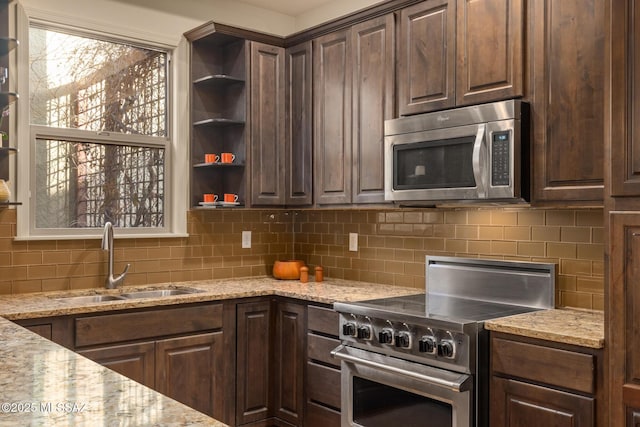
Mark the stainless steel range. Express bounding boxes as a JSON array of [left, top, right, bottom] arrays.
[[332, 256, 555, 427]]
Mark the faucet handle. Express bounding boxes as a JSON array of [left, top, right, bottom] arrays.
[[122, 263, 131, 275]]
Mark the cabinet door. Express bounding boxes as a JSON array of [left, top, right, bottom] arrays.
[[610, 0, 640, 196], [491, 377, 594, 427], [530, 0, 605, 204], [398, 0, 456, 115], [455, 0, 523, 106], [285, 41, 313, 206], [250, 42, 286, 206], [610, 213, 640, 426], [314, 29, 352, 205], [78, 341, 156, 389], [274, 301, 306, 425], [236, 300, 274, 425], [155, 332, 225, 419], [352, 14, 395, 204]]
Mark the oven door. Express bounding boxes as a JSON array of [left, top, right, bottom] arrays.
[[332, 345, 472, 427]]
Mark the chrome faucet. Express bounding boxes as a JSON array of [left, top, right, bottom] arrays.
[[101, 222, 130, 289]]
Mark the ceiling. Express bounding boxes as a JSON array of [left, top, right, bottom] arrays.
[[236, 0, 338, 16]]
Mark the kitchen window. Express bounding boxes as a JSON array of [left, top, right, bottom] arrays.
[[13, 9, 188, 239]]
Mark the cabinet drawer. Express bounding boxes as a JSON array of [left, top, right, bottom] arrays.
[[492, 337, 595, 394], [308, 305, 339, 337], [308, 333, 340, 368], [306, 400, 340, 427], [75, 304, 223, 347], [307, 361, 341, 409]]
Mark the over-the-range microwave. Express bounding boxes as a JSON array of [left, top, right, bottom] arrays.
[[384, 99, 529, 205]]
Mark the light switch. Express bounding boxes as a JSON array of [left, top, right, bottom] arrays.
[[349, 233, 358, 252], [242, 231, 251, 248]]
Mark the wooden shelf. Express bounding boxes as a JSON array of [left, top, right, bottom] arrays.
[[193, 118, 245, 127], [194, 74, 245, 86], [193, 161, 244, 168], [0, 92, 18, 108], [0, 37, 18, 56]]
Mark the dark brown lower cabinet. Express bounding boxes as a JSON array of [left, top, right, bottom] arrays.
[[77, 341, 155, 388], [156, 332, 225, 417], [15, 316, 74, 348], [490, 332, 602, 427]]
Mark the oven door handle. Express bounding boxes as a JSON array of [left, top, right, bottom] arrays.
[[472, 124, 487, 198], [331, 345, 471, 392]]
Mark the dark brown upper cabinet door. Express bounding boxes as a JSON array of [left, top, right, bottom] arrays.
[[285, 41, 314, 206], [609, 1, 640, 196], [398, 0, 456, 115], [530, 0, 605, 204], [250, 42, 286, 206], [352, 14, 395, 204], [455, 0, 524, 106], [313, 29, 353, 205]]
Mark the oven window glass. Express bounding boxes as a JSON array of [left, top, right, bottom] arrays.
[[353, 377, 453, 427], [394, 136, 475, 190]]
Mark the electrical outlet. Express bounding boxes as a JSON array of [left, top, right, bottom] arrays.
[[242, 231, 251, 249], [349, 233, 358, 252]]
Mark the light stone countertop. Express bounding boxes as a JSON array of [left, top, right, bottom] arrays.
[[484, 307, 605, 349]]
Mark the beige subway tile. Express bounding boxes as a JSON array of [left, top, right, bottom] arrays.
[[491, 210, 518, 225], [403, 212, 422, 224], [413, 224, 434, 236], [12, 280, 42, 294], [560, 291, 592, 309], [456, 225, 478, 239], [192, 269, 214, 281], [384, 237, 404, 249], [592, 294, 604, 310], [576, 210, 604, 227], [445, 210, 468, 224], [561, 259, 592, 275], [479, 226, 504, 240], [13, 251, 43, 266], [446, 239, 468, 253], [232, 266, 253, 277], [404, 238, 424, 250], [0, 224, 11, 237], [532, 226, 561, 242], [394, 249, 414, 262], [42, 251, 71, 265], [386, 212, 403, 223], [557, 275, 577, 291], [134, 260, 162, 273], [375, 272, 394, 285], [576, 277, 604, 294], [593, 261, 604, 277], [147, 272, 172, 284], [376, 248, 395, 260], [517, 210, 545, 226], [344, 269, 361, 281], [56, 240, 86, 251], [384, 261, 405, 274], [0, 282, 10, 295], [546, 210, 575, 226], [367, 236, 385, 248], [422, 211, 444, 224], [55, 264, 84, 278], [504, 226, 531, 241], [71, 249, 101, 264], [377, 212, 386, 223], [547, 242, 577, 258], [83, 262, 106, 277], [42, 278, 70, 292], [468, 240, 492, 255], [433, 224, 456, 238], [490, 241, 518, 256], [378, 224, 395, 234], [321, 255, 338, 268], [517, 242, 545, 257], [0, 238, 14, 251], [27, 240, 56, 251], [70, 276, 104, 290], [424, 238, 445, 251], [560, 227, 591, 243], [171, 270, 193, 282], [26, 265, 55, 280], [467, 210, 492, 225], [394, 224, 414, 235], [394, 274, 416, 288], [577, 244, 604, 261], [405, 262, 425, 276], [592, 227, 604, 244]]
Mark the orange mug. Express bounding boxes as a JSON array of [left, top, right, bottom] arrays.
[[221, 152, 236, 164], [224, 193, 239, 203], [203, 194, 218, 203], [205, 153, 219, 163]]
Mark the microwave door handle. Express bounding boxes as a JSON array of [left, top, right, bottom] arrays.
[[472, 124, 488, 198]]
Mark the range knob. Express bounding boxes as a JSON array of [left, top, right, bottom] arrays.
[[378, 328, 394, 345], [437, 339, 455, 359], [342, 322, 357, 337], [394, 331, 411, 349], [419, 336, 437, 354], [357, 325, 372, 340]]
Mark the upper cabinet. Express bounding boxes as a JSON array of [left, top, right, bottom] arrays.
[[314, 14, 395, 205], [529, 0, 605, 204], [249, 42, 286, 206], [398, 0, 524, 116]]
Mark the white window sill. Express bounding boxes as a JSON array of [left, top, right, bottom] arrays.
[[14, 232, 189, 241]]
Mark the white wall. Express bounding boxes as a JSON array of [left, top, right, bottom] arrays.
[[294, 0, 385, 33]]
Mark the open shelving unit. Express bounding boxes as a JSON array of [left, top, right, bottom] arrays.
[[186, 25, 249, 209]]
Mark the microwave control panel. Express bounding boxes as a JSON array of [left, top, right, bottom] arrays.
[[491, 131, 511, 186]]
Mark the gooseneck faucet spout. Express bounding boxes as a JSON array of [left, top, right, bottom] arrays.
[[101, 222, 130, 289]]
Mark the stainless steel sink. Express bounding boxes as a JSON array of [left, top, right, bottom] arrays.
[[119, 288, 202, 299], [55, 294, 126, 303]]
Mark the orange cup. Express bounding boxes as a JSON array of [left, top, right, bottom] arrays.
[[221, 152, 236, 164], [203, 194, 218, 203], [205, 153, 219, 163], [224, 193, 238, 203]]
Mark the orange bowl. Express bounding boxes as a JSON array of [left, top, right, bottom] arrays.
[[273, 260, 306, 280]]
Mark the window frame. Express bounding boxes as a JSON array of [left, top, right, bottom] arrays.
[[13, 5, 189, 240]]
